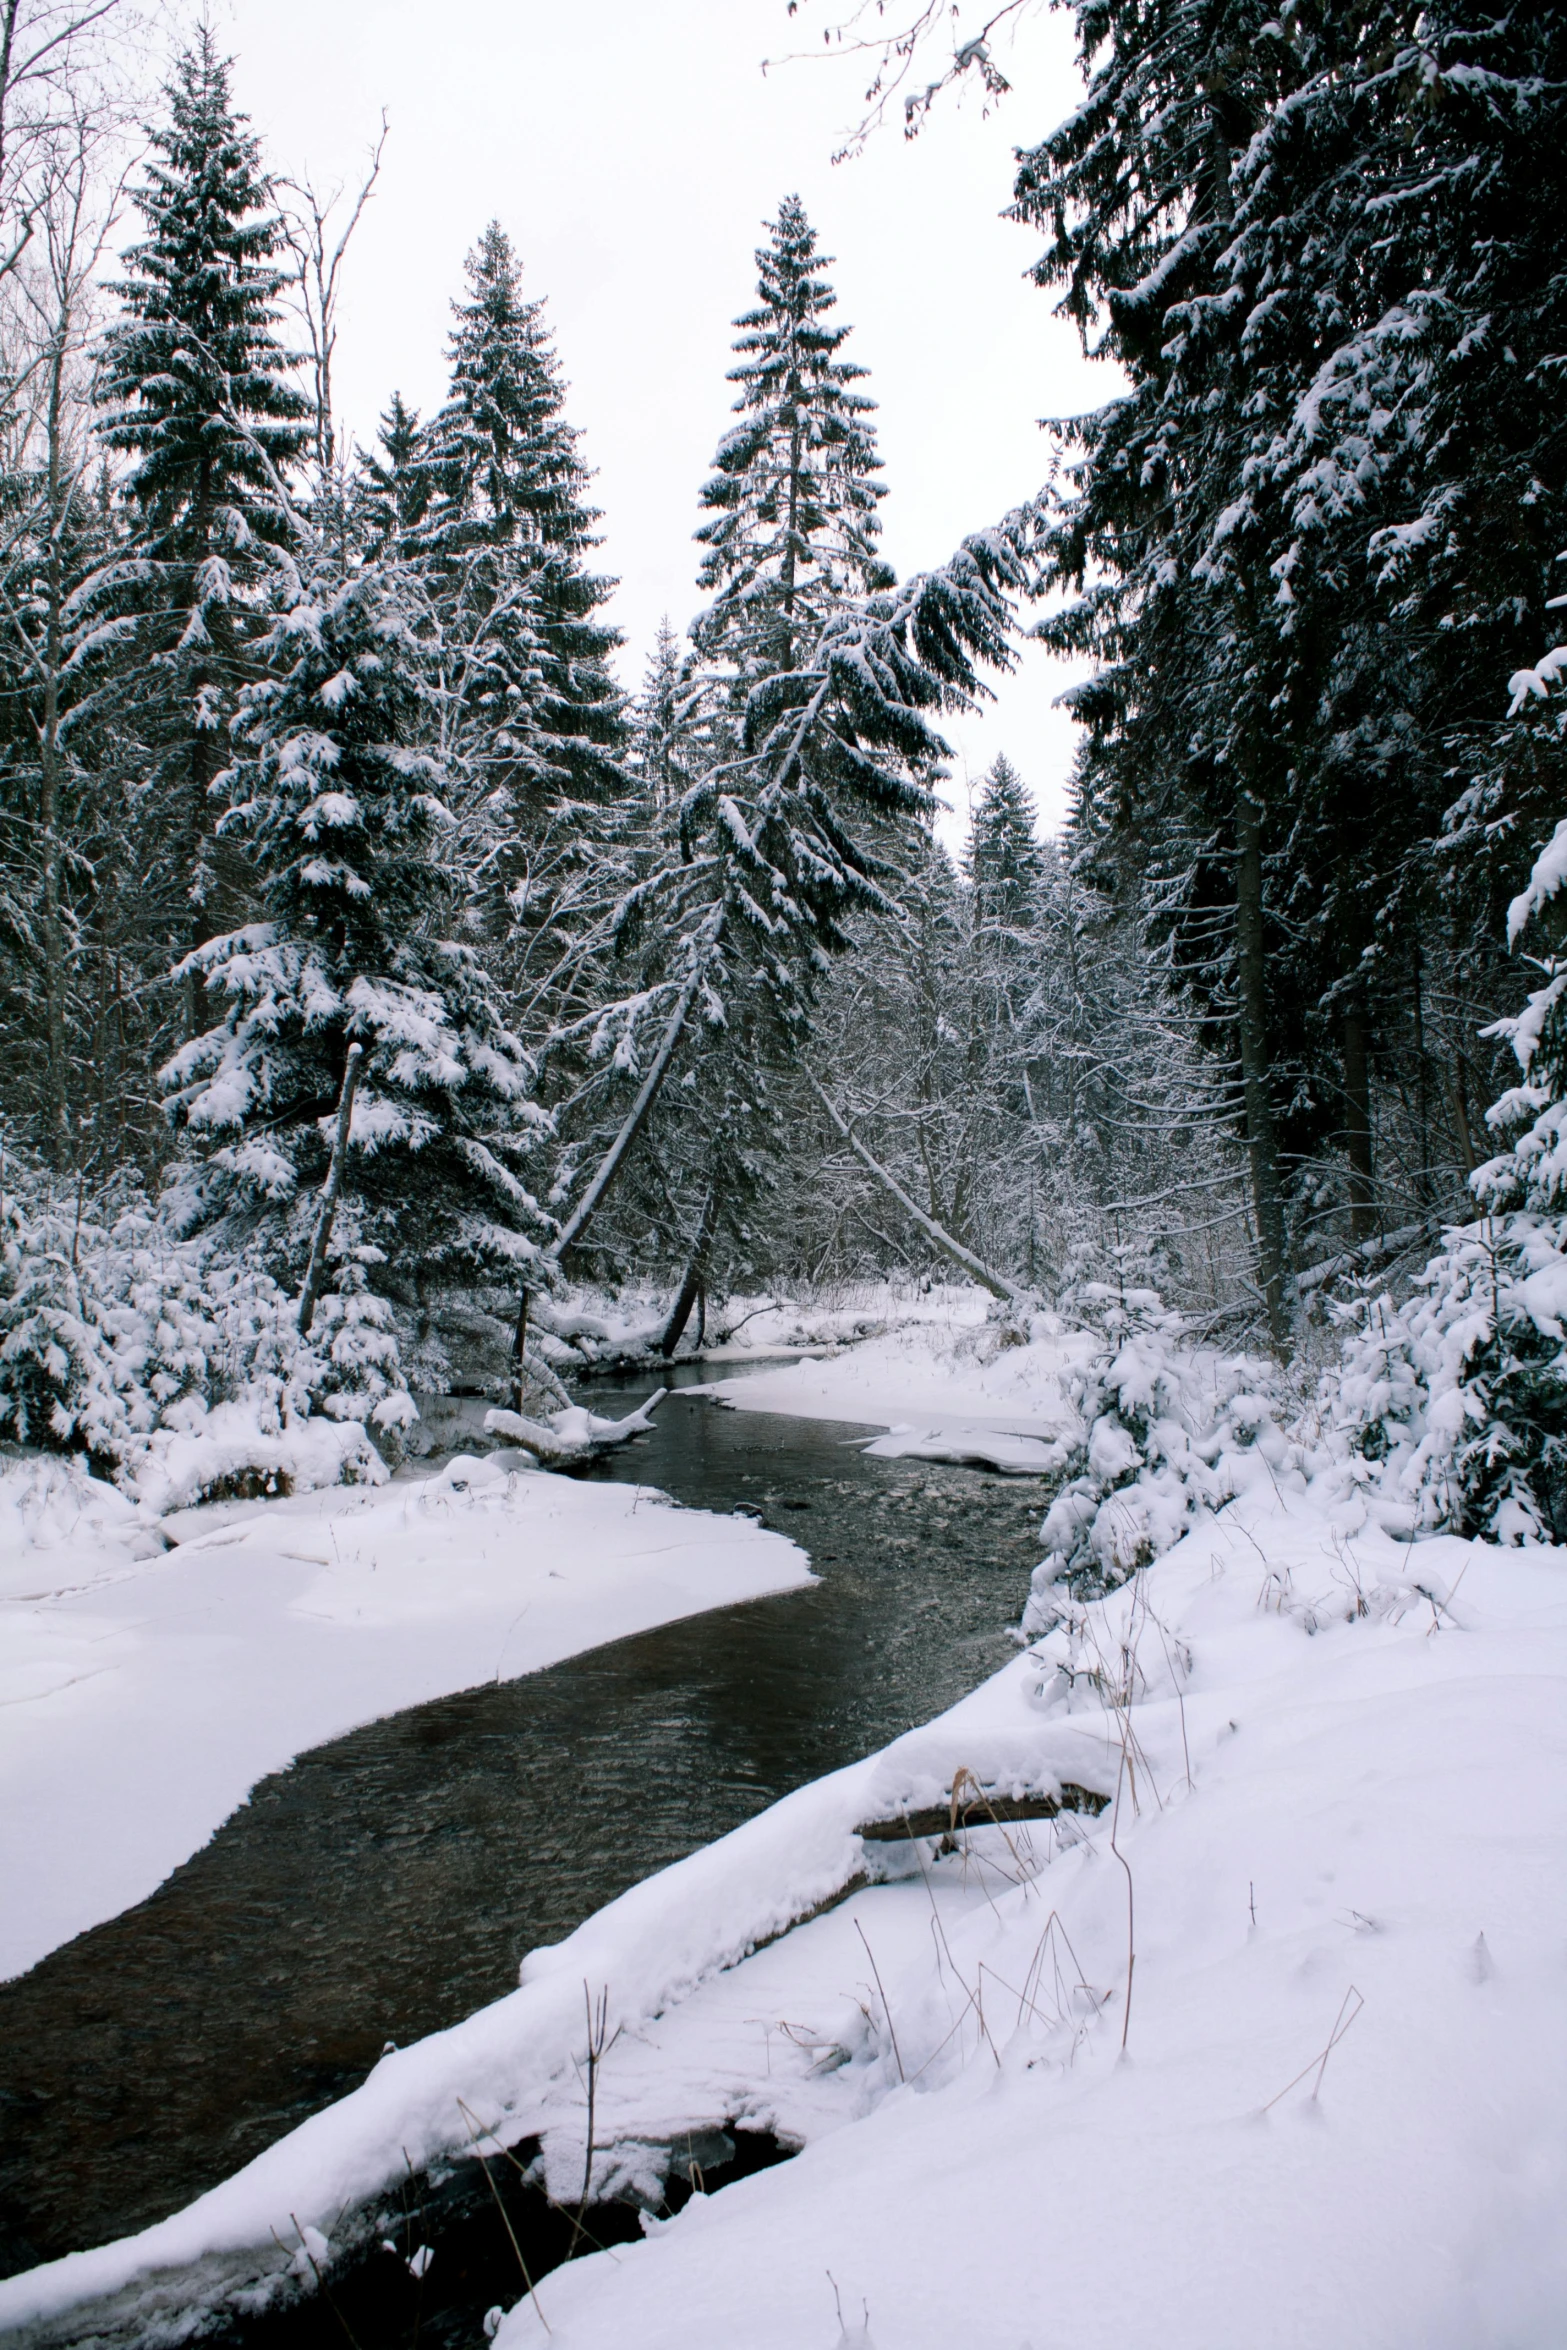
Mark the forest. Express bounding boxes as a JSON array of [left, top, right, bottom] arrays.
[[1, 0, 1566, 1537], [2, 5, 1566, 2344]]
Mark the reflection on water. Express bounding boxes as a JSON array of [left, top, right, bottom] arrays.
[[0, 1366, 1047, 2274]]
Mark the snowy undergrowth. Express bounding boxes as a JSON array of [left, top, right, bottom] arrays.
[[0, 1145, 412, 1512]]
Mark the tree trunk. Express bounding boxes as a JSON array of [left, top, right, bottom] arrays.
[[1234, 788, 1288, 1350], [809, 1073, 1030, 1308], [549, 969, 699, 1262], [297, 1044, 363, 1338], [1448, 1058, 1478, 1179], [39, 328, 70, 1164], [660, 1177, 719, 1357], [509, 1288, 530, 1413], [1341, 998, 1375, 1245]]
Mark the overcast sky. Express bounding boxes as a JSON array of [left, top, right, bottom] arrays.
[[213, 0, 1111, 845]]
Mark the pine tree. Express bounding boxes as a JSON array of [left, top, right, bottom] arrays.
[[162, 544, 547, 1295], [89, 31, 308, 982], [1012, 0, 1567, 1344], [354, 391, 427, 554], [967, 754, 1043, 929], [628, 617, 708, 815], [693, 194, 890, 691], [414, 222, 625, 802]]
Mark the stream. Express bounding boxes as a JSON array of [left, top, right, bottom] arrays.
[[0, 1362, 1050, 2298]]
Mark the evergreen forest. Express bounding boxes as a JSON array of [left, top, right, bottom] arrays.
[[3, 0, 1566, 1543]]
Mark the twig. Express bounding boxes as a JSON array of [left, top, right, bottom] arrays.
[[855, 1919, 906, 2082], [455, 2099, 551, 2335], [1261, 1986, 1365, 2112]]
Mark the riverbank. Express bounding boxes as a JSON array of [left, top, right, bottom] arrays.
[[0, 1443, 811, 1981], [4, 1295, 1564, 2346]]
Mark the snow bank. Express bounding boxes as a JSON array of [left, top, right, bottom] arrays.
[[8, 1480, 1560, 2348], [490, 1502, 1567, 2350], [711, 1284, 1288, 1597], [0, 1449, 810, 1981]]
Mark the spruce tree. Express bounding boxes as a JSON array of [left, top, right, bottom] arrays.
[[355, 391, 427, 554], [628, 617, 708, 815], [414, 222, 625, 802], [693, 194, 890, 692], [90, 31, 308, 981], [163, 545, 546, 1292], [967, 754, 1043, 929]]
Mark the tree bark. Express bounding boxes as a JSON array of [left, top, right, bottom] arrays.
[[1234, 788, 1288, 1350], [509, 1287, 530, 1414], [660, 1177, 719, 1357], [297, 1043, 363, 1338], [38, 326, 71, 1163], [549, 970, 699, 1262], [1341, 998, 1375, 1245]]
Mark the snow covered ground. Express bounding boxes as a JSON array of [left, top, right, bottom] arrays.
[[491, 1502, 1567, 2350], [0, 1446, 810, 1981], [701, 1284, 1093, 1471], [3, 1295, 1564, 2346]]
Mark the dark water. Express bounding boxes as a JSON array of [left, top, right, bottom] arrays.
[[0, 1365, 1048, 2279]]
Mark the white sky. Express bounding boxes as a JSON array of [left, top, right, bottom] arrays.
[[211, 0, 1113, 845]]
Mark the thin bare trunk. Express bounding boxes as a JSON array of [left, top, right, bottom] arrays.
[[550, 971, 699, 1262], [1341, 1000, 1375, 1245], [660, 1175, 719, 1357], [297, 1044, 363, 1337], [1235, 788, 1287, 1349], [809, 1072, 1028, 1306]]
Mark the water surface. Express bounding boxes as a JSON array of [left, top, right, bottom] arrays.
[[0, 1365, 1046, 2274]]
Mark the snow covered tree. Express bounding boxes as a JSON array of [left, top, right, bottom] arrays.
[[628, 616, 709, 816], [88, 31, 308, 989], [1014, 0, 1567, 1345], [540, 511, 1036, 1286], [692, 194, 890, 692], [354, 390, 427, 554], [968, 753, 1042, 925], [413, 221, 625, 803], [162, 544, 548, 1303]]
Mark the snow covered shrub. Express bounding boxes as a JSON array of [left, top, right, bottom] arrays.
[[1325, 817, 1567, 1545], [0, 1139, 412, 1504], [1022, 1285, 1286, 1623]]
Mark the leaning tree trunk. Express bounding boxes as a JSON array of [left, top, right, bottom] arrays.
[[548, 969, 700, 1263], [808, 1074, 1031, 1308], [1234, 788, 1288, 1352], [660, 1177, 720, 1357]]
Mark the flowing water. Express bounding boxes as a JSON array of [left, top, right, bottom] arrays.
[[0, 1363, 1049, 2284]]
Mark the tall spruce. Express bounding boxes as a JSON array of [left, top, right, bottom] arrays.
[[163, 541, 546, 1292], [90, 31, 308, 998], [413, 222, 625, 804], [692, 194, 889, 693], [1013, 0, 1567, 1343]]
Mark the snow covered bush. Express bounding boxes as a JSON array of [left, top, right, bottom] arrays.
[[0, 1140, 412, 1506], [1022, 1285, 1286, 1622], [1323, 815, 1567, 1545]]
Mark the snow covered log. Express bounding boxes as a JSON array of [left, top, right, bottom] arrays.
[[855, 1780, 1109, 1842], [482, 1391, 666, 1463]]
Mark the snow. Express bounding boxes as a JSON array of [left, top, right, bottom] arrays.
[[0, 1447, 811, 1982], [3, 1298, 1563, 2345], [702, 1284, 1090, 1470], [491, 1503, 1567, 2350]]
